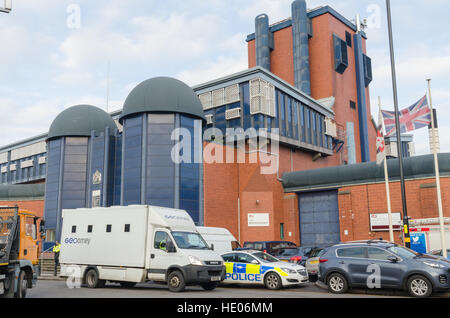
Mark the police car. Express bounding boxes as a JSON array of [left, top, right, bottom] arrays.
[[221, 250, 309, 290]]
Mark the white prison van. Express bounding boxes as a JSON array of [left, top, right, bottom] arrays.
[[196, 226, 240, 254], [59, 205, 225, 292]]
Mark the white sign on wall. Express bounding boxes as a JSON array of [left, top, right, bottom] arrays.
[[369, 213, 402, 231], [248, 213, 270, 227]]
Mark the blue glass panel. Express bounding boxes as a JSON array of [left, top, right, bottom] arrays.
[[242, 82, 251, 130], [293, 101, 299, 140], [179, 116, 200, 223], [280, 93, 286, 137], [312, 111, 317, 145], [122, 115, 142, 205], [287, 97, 293, 138]]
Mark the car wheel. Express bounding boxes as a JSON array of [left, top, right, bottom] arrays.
[[407, 275, 432, 298], [15, 270, 28, 298], [167, 270, 186, 292], [85, 269, 105, 288], [200, 282, 218, 291], [264, 272, 282, 290], [327, 272, 348, 294]]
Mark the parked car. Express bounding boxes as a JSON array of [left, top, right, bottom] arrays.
[[305, 247, 328, 282], [318, 240, 450, 297], [242, 241, 297, 256], [276, 246, 316, 265], [221, 250, 308, 290], [428, 249, 450, 260]]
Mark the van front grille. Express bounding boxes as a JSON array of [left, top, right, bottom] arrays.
[[205, 261, 222, 266]]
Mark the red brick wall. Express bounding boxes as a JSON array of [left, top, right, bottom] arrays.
[[204, 142, 345, 245], [338, 177, 450, 244], [0, 200, 44, 218], [247, 12, 377, 164]]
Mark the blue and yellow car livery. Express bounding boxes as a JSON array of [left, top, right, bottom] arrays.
[[221, 250, 309, 289]]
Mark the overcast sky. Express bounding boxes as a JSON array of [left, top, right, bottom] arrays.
[[1, 0, 449, 156]]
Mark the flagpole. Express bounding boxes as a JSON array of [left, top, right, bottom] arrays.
[[385, 0, 411, 248], [426, 79, 447, 259], [379, 97, 394, 243]]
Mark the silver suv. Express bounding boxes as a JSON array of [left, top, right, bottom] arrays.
[[318, 240, 450, 297]]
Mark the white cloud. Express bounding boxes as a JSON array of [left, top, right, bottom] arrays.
[[177, 55, 248, 86]]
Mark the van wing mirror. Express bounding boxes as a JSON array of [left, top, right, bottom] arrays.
[[166, 241, 176, 253]]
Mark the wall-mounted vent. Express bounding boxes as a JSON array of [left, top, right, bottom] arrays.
[[250, 78, 275, 117], [206, 114, 214, 125], [225, 84, 240, 104], [199, 92, 212, 110], [333, 34, 348, 74], [200, 84, 242, 110], [212, 88, 225, 108], [325, 118, 337, 138], [225, 108, 241, 120]]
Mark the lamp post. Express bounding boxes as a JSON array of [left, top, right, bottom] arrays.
[[426, 79, 447, 259], [385, 0, 411, 247]]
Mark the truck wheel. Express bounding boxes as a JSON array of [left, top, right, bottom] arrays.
[[167, 270, 186, 292], [326, 272, 348, 294], [15, 270, 28, 298], [407, 275, 432, 298], [200, 282, 218, 291], [85, 269, 105, 288], [264, 272, 282, 290]]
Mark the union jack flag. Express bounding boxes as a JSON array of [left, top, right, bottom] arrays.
[[382, 95, 431, 137]]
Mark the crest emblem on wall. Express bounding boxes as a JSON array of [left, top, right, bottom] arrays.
[[92, 170, 102, 185]]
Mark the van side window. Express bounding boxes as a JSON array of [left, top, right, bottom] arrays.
[[154, 231, 173, 251]]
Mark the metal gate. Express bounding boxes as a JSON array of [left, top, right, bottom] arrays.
[[298, 190, 340, 246]]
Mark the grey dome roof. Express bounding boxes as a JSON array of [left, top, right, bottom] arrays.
[[119, 77, 205, 123], [47, 105, 117, 140]]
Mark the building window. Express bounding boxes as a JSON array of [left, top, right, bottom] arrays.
[[300, 104, 306, 142], [106, 224, 112, 233], [312, 112, 317, 146], [306, 108, 312, 144], [350, 100, 356, 110], [333, 34, 348, 74], [87, 225, 93, 233], [124, 224, 130, 232], [345, 31, 352, 47], [71, 225, 76, 233], [280, 223, 285, 240]]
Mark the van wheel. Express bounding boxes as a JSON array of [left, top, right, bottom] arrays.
[[201, 282, 218, 291], [264, 272, 282, 290], [407, 275, 432, 297], [15, 270, 28, 298], [327, 273, 348, 294], [85, 269, 105, 288], [168, 270, 186, 292]]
